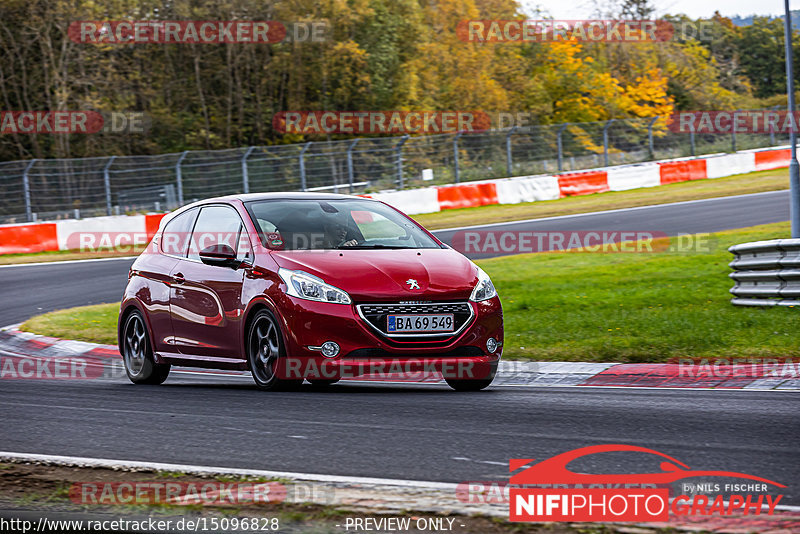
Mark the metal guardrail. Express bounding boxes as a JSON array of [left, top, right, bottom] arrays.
[[729, 239, 800, 306]]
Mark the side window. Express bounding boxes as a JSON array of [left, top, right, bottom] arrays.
[[187, 205, 244, 261], [236, 225, 253, 262], [160, 208, 197, 257]]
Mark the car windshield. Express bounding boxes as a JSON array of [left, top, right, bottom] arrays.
[[245, 199, 443, 251]]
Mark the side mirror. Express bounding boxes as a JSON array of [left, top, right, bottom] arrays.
[[199, 244, 239, 268]]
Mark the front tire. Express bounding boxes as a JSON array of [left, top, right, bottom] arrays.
[[444, 362, 497, 391], [247, 309, 302, 391], [121, 310, 170, 385]]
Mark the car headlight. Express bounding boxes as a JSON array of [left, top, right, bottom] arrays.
[[470, 266, 497, 302], [278, 268, 351, 304]]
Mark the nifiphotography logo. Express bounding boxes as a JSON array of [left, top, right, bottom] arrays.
[[508, 444, 785, 522]]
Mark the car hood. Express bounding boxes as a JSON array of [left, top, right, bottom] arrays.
[[269, 248, 478, 302]]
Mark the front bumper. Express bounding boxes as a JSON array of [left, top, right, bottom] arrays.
[[274, 294, 503, 380]]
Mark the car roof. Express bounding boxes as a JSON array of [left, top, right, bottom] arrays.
[[217, 192, 371, 203], [160, 192, 378, 227]]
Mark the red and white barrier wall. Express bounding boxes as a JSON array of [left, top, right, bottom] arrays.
[[368, 146, 789, 215], [0, 147, 790, 255], [0, 213, 167, 255]]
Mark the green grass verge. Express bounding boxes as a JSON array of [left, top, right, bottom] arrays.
[[20, 221, 799, 362], [21, 303, 120, 345], [484, 222, 797, 362]]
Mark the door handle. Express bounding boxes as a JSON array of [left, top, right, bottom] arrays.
[[172, 272, 185, 284]]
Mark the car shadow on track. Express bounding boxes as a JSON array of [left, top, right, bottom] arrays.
[[146, 381, 495, 395]]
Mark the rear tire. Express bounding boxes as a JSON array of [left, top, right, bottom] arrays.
[[121, 310, 170, 385], [247, 309, 302, 391]]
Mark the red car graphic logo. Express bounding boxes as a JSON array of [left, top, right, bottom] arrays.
[[510, 444, 785, 487]]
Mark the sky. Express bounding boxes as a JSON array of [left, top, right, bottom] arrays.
[[522, 0, 788, 20]]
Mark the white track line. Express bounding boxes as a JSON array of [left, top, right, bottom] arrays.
[[495, 384, 800, 392], [0, 255, 137, 269], [0, 451, 456, 490]]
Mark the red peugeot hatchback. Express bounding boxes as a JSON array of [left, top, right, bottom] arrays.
[[118, 193, 503, 391]]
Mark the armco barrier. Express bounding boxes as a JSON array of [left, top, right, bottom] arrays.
[[557, 170, 609, 197], [606, 163, 660, 191], [754, 149, 790, 171], [436, 182, 499, 210], [0, 146, 790, 255], [495, 175, 560, 204], [0, 223, 58, 254], [365, 188, 441, 214], [56, 215, 147, 251], [729, 239, 800, 306], [705, 152, 756, 178], [658, 158, 707, 184]]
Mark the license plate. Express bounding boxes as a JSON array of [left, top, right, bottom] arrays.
[[387, 314, 454, 333]]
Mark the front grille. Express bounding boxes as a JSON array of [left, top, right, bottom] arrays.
[[356, 302, 473, 339]]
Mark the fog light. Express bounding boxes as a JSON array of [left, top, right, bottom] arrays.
[[486, 337, 499, 354], [320, 341, 340, 358]]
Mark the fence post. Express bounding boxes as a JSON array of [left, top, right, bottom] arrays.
[[557, 123, 568, 172], [299, 142, 312, 191], [689, 131, 696, 157], [647, 117, 659, 160], [453, 132, 463, 183], [347, 139, 359, 193], [103, 156, 116, 216], [241, 146, 255, 194], [603, 119, 615, 167], [176, 151, 189, 206], [505, 126, 518, 176], [22, 159, 36, 222], [731, 111, 737, 152], [395, 135, 409, 189], [771, 105, 781, 146]]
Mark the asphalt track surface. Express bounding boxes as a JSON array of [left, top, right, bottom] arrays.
[[1, 379, 798, 503], [0, 190, 797, 503]]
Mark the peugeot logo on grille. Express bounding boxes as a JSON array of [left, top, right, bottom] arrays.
[[406, 279, 420, 290]]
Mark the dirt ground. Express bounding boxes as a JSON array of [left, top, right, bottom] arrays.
[[0, 462, 627, 534]]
